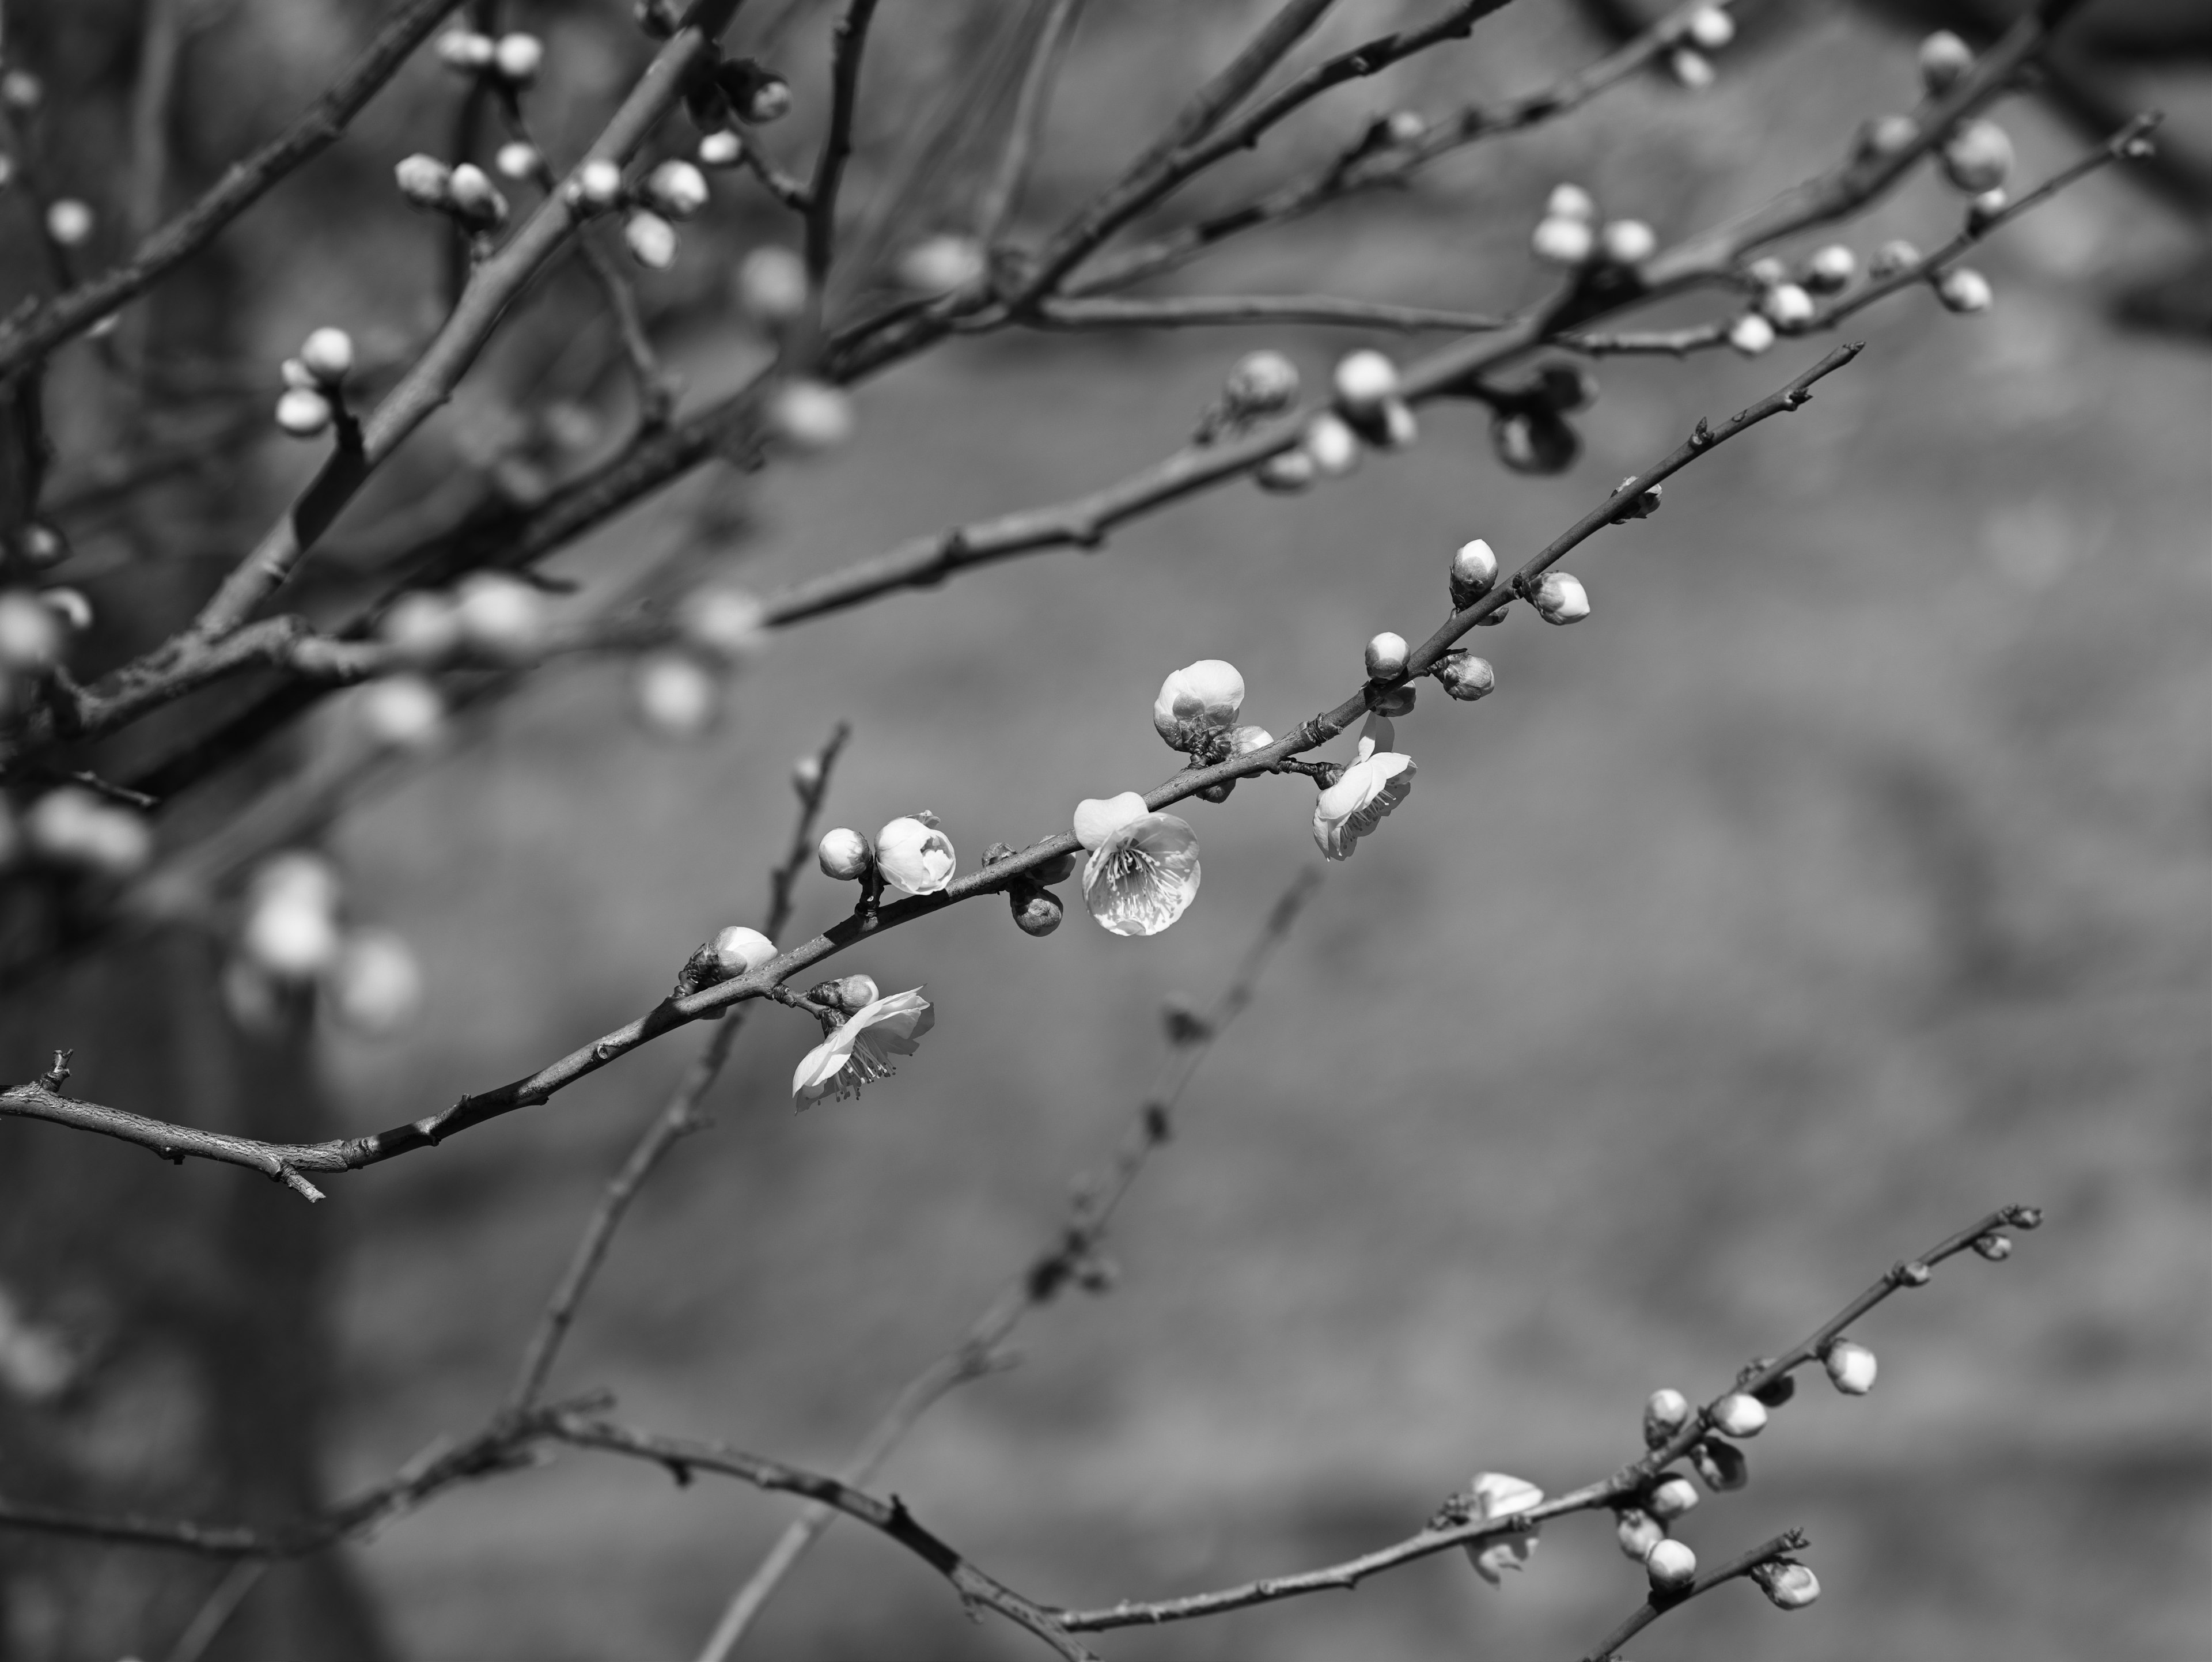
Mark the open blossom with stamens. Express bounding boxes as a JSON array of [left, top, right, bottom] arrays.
[[1313, 714, 1415, 861], [1074, 793, 1200, 937], [791, 987, 934, 1107], [876, 813, 955, 894], [1151, 659, 1244, 751], [1464, 1471, 1544, 1585]]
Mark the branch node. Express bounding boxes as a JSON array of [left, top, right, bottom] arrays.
[[37, 1050, 72, 1093]]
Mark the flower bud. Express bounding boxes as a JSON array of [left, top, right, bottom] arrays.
[[1863, 113, 1919, 158], [1689, 1436, 1748, 1490], [19, 524, 67, 569], [731, 68, 793, 123], [1869, 237, 1922, 278], [1491, 410, 1579, 475], [1668, 47, 1714, 89], [241, 853, 343, 980], [446, 163, 508, 227], [39, 588, 90, 633], [1369, 683, 1415, 717], [1751, 1366, 1797, 1408], [1254, 449, 1315, 493], [1530, 215, 1594, 266], [770, 380, 855, 452], [495, 141, 541, 181], [1532, 571, 1590, 625], [1918, 30, 1973, 93], [1, 69, 44, 111], [835, 973, 878, 1009], [1225, 349, 1299, 414], [1615, 1507, 1666, 1561], [877, 814, 955, 895], [1301, 411, 1360, 477], [1972, 1231, 2012, 1260], [1153, 659, 1245, 748], [896, 233, 984, 294], [632, 650, 721, 737], [710, 925, 778, 978], [356, 673, 446, 751], [1966, 186, 2009, 233], [0, 589, 62, 673], [817, 827, 872, 881], [1373, 397, 1418, 450], [275, 387, 334, 437], [1546, 183, 1596, 223], [1940, 120, 2012, 194], [45, 199, 93, 247], [1449, 538, 1498, 608], [378, 590, 463, 667], [624, 210, 678, 269], [737, 246, 810, 323], [1227, 725, 1273, 758], [1898, 1259, 1933, 1286], [1726, 312, 1776, 356], [493, 32, 544, 84], [1363, 632, 1408, 681], [1823, 1339, 1877, 1395], [437, 29, 496, 70], [25, 789, 151, 877], [1711, 1391, 1768, 1437], [1643, 1387, 1692, 1447], [1804, 243, 1857, 293], [291, 330, 353, 389], [2010, 1204, 2043, 1229], [1646, 1474, 1699, 1519], [1745, 256, 1788, 289], [571, 157, 626, 211], [1034, 850, 1078, 884], [1761, 282, 1816, 328], [1071, 791, 1148, 850], [1685, 5, 1734, 50], [1599, 218, 1656, 266], [453, 571, 548, 662], [1010, 887, 1063, 936], [1382, 109, 1426, 146], [1936, 267, 1993, 313], [1332, 349, 1399, 414], [792, 753, 824, 796], [1433, 650, 1495, 702], [321, 928, 422, 1036], [679, 586, 768, 664], [645, 158, 710, 220], [1645, 1538, 1697, 1592], [1751, 1558, 1820, 1610], [698, 130, 744, 168]]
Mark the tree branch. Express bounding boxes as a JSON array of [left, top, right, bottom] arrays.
[[804, 0, 882, 293], [1579, 1529, 1809, 1661], [974, 0, 1088, 247]]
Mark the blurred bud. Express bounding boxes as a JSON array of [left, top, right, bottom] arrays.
[[39, 588, 90, 633], [1823, 1338, 1878, 1395], [1530, 215, 1594, 266], [1918, 29, 1973, 93], [737, 246, 809, 324], [0, 154, 14, 194], [1363, 632, 1409, 680], [725, 63, 792, 124], [222, 957, 285, 1035], [1668, 47, 1714, 89], [1940, 120, 2012, 194], [1010, 887, 1063, 936], [1966, 186, 2009, 233], [1750, 1366, 1797, 1408], [378, 590, 463, 667], [1643, 1387, 1692, 1447], [1645, 1538, 1697, 1592], [680, 586, 768, 664], [1804, 243, 1857, 293], [325, 929, 423, 1036], [495, 141, 541, 181], [1898, 1259, 1933, 1285], [1491, 410, 1580, 475], [356, 673, 446, 751], [44, 199, 93, 248], [1302, 411, 1361, 476], [1153, 659, 1245, 749], [1449, 538, 1499, 608], [1615, 1508, 1666, 1562], [241, 852, 343, 980], [1760, 282, 1816, 328], [1726, 312, 1776, 356], [631, 650, 722, 737], [1751, 1558, 1821, 1610], [1373, 397, 1418, 449], [26, 789, 152, 877], [1863, 113, 1919, 158], [1383, 109, 1426, 146], [698, 130, 744, 168], [493, 32, 544, 84], [453, 571, 548, 663], [1599, 218, 1656, 266], [818, 827, 872, 881], [0, 589, 65, 672], [1369, 683, 1415, 716], [1936, 266, 1993, 313], [20, 523, 67, 570], [1528, 362, 1598, 413], [624, 210, 679, 269], [642, 159, 709, 221], [275, 387, 334, 437], [437, 29, 496, 71], [396, 153, 452, 208], [1225, 349, 1300, 415], [1545, 183, 1596, 223], [446, 164, 508, 227], [876, 815, 955, 895], [1869, 237, 1922, 278], [296, 330, 353, 387], [1689, 1435, 1748, 1490], [2010, 1205, 2044, 1229], [1711, 1391, 1768, 1437], [791, 754, 824, 796], [1686, 5, 1734, 50], [1254, 449, 1315, 493], [1434, 650, 1496, 702], [570, 157, 625, 212], [1, 69, 44, 111], [1745, 256, 1788, 289], [897, 233, 985, 295], [1332, 349, 1399, 414], [770, 380, 855, 452], [1646, 1474, 1699, 1519], [1973, 1232, 2013, 1260]]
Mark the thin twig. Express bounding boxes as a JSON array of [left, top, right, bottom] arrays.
[[161, 1560, 266, 1662], [1579, 1529, 1808, 1661], [974, 0, 1086, 246], [804, 0, 882, 293], [1021, 294, 1510, 333]]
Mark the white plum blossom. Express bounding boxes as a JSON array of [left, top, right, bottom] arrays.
[[876, 813, 955, 894], [1151, 658, 1244, 751], [1312, 714, 1415, 861], [1074, 794, 1200, 937], [1464, 1471, 1544, 1585], [791, 987, 934, 1107]]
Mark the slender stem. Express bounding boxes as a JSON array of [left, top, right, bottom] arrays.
[[1021, 294, 1509, 333], [804, 0, 881, 294], [974, 0, 1086, 245], [1580, 1530, 1808, 1661]]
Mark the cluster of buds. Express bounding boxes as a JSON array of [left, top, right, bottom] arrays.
[[631, 585, 772, 739], [226, 850, 422, 1036], [1530, 182, 1658, 273], [437, 28, 544, 86], [274, 327, 356, 440], [1726, 256, 1817, 357], [1666, 3, 1735, 90], [5, 788, 152, 880], [560, 154, 712, 270], [377, 571, 552, 668], [818, 813, 957, 899], [1253, 346, 1414, 492], [395, 153, 509, 233]]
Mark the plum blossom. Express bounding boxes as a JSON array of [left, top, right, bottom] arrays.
[[876, 813, 955, 894], [1151, 659, 1244, 752], [1464, 1471, 1544, 1585], [1312, 714, 1415, 861], [791, 987, 934, 1107], [1073, 793, 1200, 937]]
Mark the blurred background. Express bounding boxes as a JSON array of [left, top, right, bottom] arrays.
[[0, 2, 2205, 1659]]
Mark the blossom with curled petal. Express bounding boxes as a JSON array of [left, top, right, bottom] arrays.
[[1464, 1471, 1544, 1585], [791, 987, 934, 1107], [1312, 714, 1415, 860], [1077, 795, 1200, 937], [876, 813, 954, 895], [1151, 659, 1244, 751]]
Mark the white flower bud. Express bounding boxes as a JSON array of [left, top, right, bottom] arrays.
[[1869, 237, 1922, 278], [377, 590, 463, 667], [1711, 1391, 1768, 1437], [437, 29, 496, 71], [1374, 397, 1418, 450], [1616, 1508, 1666, 1562], [1823, 1338, 1878, 1395], [1918, 29, 1973, 93], [1644, 1387, 1692, 1446], [1967, 186, 2009, 232], [1686, 5, 1734, 50], [896, 233, 984, 295], [770, 380, 855, 452], [1745, 256, 1788, 289], [275, 387, 334, 437], [1530, 215, 1594, 266], [1301, 411, 1360, 476], [624, 210, 678, 269], [20, 524, 67, 569], [1254, 449, 1315, 493], [1153, 660, 1245, 748], [446, 163, 508, 226], [1599, 218, 1657, 266], [0, 589, 63, 671], [1804, 243, 1857, 293], [1, 69, 44, 111], [1936, 266, 1992, 313], [1229, 724, 1274, 755], [1760, 282, 1816, 328], [495, 141, 541, 182], [1751, 1559, 1821, 1610], [396, 153, 453, 208], [632, 650, 721, 737], [327, 928, 424, 1036], [698, 130, 744, 168], [1726, 312, 1775, 357], [493, 32, 544, 83], [736, 246, 809, 323], [1225, 349, 1299, 414], [1532, 571, 1589, 625], [1363, 631, 1408, 680], [241, 852, 343, 980], [1449, 538, 1499, 608], [679, 586, 768, 664], [1973, 1231, 2013, 1260], [740, 75, 792, 123], [1545, 183, 1596, 224], [1865, 113, 1919, 158], [1645, 1538, 1698, 1592], [44, 199, 93, 248], [453, 571, 548, 662], [817, 827, 872, 881], [1646, 1474, 1699, 1519], [570, 157, 625, 211], [298, 327, 354, 384], [39, 588, 90, 633], [1332, 349, 1399, 413], [876, 815, 955, 895], [645, 158, 710, 219], [1940, 119, 2012, 194], [1383, 109, 1426, 146], [355, 673, 446, 751], [791, 754, 824, 795], [25, 790, 150, 876], [710, 925, 778, 977], [1433, 650, 1495, 702], [1668, 47, 1714, 89], [835, 972, 879, 1009]]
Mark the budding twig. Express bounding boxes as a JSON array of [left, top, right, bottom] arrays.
[[1021, 294, 1512, 334], [1580, 1529, 1809, 1661]]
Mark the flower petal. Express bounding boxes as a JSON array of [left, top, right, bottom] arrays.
[[1312, 751, 1415, 860], [1082, 813, 1200, 936], [1073, 791, 1150, 851]]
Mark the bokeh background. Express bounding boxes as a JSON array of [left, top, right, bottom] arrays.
[[1, 2, 2207, 1660]]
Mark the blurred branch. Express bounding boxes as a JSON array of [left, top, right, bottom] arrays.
[[974, 0, 1086, 247], [804, 0, 882, 294], [1020, 294, 1510, 332], [695, 868, 1321, 1660]]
